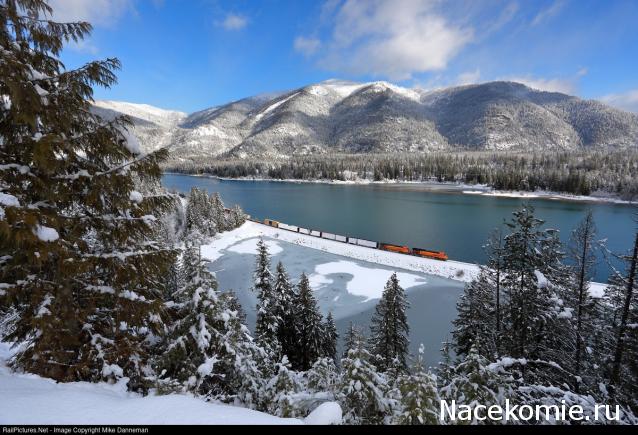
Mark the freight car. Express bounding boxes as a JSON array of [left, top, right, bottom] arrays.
[[412, 248, 449, 261], [264, 218, 279, 228], [379, 243, 411, 254]]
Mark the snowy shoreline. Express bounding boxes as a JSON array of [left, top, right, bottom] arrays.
[[200, 221, 608, 298], [164, 172, 635, 206]]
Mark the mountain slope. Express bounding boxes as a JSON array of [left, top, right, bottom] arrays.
[[94, 80, 638, 159]]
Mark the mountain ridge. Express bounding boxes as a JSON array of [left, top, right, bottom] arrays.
[[93, 80, 638, 160]]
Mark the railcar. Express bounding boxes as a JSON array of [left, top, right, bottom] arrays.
[[379, 243, 410, 254], [412, 248, 448, 261], [263, 219, 279, 228]]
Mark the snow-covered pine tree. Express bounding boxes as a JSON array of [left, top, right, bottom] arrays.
[[440, 342, 513, 425], [265, 356, 303, 418], [209, 192, 227, 232], [436, 340, 455, 390], [273, 261, 296, 361], [159, 244, 266, 405], [0, 0, 175, 387], [293, 272, 324, 371], [185, 187, 216, 242], [322, 312, 339, 363], [567, 211, 599, 393], [227, 204, 246, 229], [500, 205, 557, 365], [253, 238, 280, 357], [369, 272, 410, 372], [307, 356, 339, 394], [339, 333, 390, 425], [222, 289, 247, 324], [605, 227, 638, 408], [484, 228, 505, 342], [452, 271, 497, 359], [342, 322, 365, 359], [393, 344, 440, 425]]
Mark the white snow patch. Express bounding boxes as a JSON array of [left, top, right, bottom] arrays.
[[129, 191, 143, 204], [0, 192, 19, 207], [304, 402, 342, 425], [0, 342, 302, 425], [310, 260, 427, 301], [34, 225, 59, 242], [227, 238, 283, 256]]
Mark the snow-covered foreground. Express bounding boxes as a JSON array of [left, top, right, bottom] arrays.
[[0, 343, 304, 425]]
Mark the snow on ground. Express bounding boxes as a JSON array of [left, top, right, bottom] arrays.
[[201, 221, 608, 297], [309, 260, 427, 301], [202, 221, 480, 283], [0, 342, 302, 425], [227, 238, 283, 256]]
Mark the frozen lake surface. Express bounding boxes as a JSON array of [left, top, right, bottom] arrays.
[[205, 233, 464, 369]]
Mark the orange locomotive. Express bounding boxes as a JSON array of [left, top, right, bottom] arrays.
[[412, 248, 449, 261], [379, 243, 411, 254]]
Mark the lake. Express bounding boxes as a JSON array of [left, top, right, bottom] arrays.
[[162, 174, 637, 282]]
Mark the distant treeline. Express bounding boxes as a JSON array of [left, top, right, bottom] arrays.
[[164, 150, 638, 199]]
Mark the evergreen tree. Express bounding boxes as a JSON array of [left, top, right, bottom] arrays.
[[453, 272, 497, 358], [322, 312, 339, 363], [253, 238, 280, 356], [158, 244, 266, 406], [394, 344, 440, 425], [369, 273, 410, 371], [293, 272, 324, 370], [339, 336, 390, 425], [343, 322, 365, 360], [484, 228, 505, 341], [273, 261, 295, 361], [606, 228, 638, 407], [185, 187, 215, 242], [568, 211, 598, 393], [0, 0, 174, 387], [222, 289, 247, 324], [440, 343, 513, 425], [307, 356, 339, 394], [265, 356, 303, 418]]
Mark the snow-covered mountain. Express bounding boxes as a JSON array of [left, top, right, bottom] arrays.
[[95, 80, 638, 160]]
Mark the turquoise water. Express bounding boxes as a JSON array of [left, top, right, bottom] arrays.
[[162, 174, 637, 282]]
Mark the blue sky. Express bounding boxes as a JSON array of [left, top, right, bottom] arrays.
[[52, 0, 638, 113]]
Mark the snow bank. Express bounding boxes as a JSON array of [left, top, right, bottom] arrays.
[[310, 260, 427, 301], [0, 343, 301, 425], [304, 402, 342, 425], [34, 225, 59, 242]]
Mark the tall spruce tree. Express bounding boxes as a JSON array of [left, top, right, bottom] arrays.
[[0, 0, 174, 387], [322, 311, 339, 363], [343, 322, 365, 360], [273, 261, 295, 361], [293, 272, 324, 370], [484, 228, 505, 341], [369, 273, 410, 371], [607, 227, 638, 406], [453, 272, 497, 358], [253, 238, 280, 356], [568, 211, 598, 393]]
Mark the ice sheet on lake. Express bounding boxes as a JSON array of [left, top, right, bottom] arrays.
[[309, 260, 427, 301]]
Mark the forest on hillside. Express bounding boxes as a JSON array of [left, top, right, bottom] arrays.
[[164, 150, 638, 200]]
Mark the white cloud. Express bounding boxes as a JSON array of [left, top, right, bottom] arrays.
[[504, 75, 577, 94], [47, 0, 133, 27], [317, 0, 473, 80], [294, 36, 321, 57], [531, 0, 566, 26], [220, 13, 248, 31], [600, 89, 638, 113], [456, 69, 481, 85]]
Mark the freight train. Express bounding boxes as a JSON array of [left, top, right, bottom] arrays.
[[259, 218, 448, 261]]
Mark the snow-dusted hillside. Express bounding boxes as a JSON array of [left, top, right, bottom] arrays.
[[94, 80, 638, 160]]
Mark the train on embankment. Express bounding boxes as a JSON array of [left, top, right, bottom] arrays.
[[254, 218, 449, 261]]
